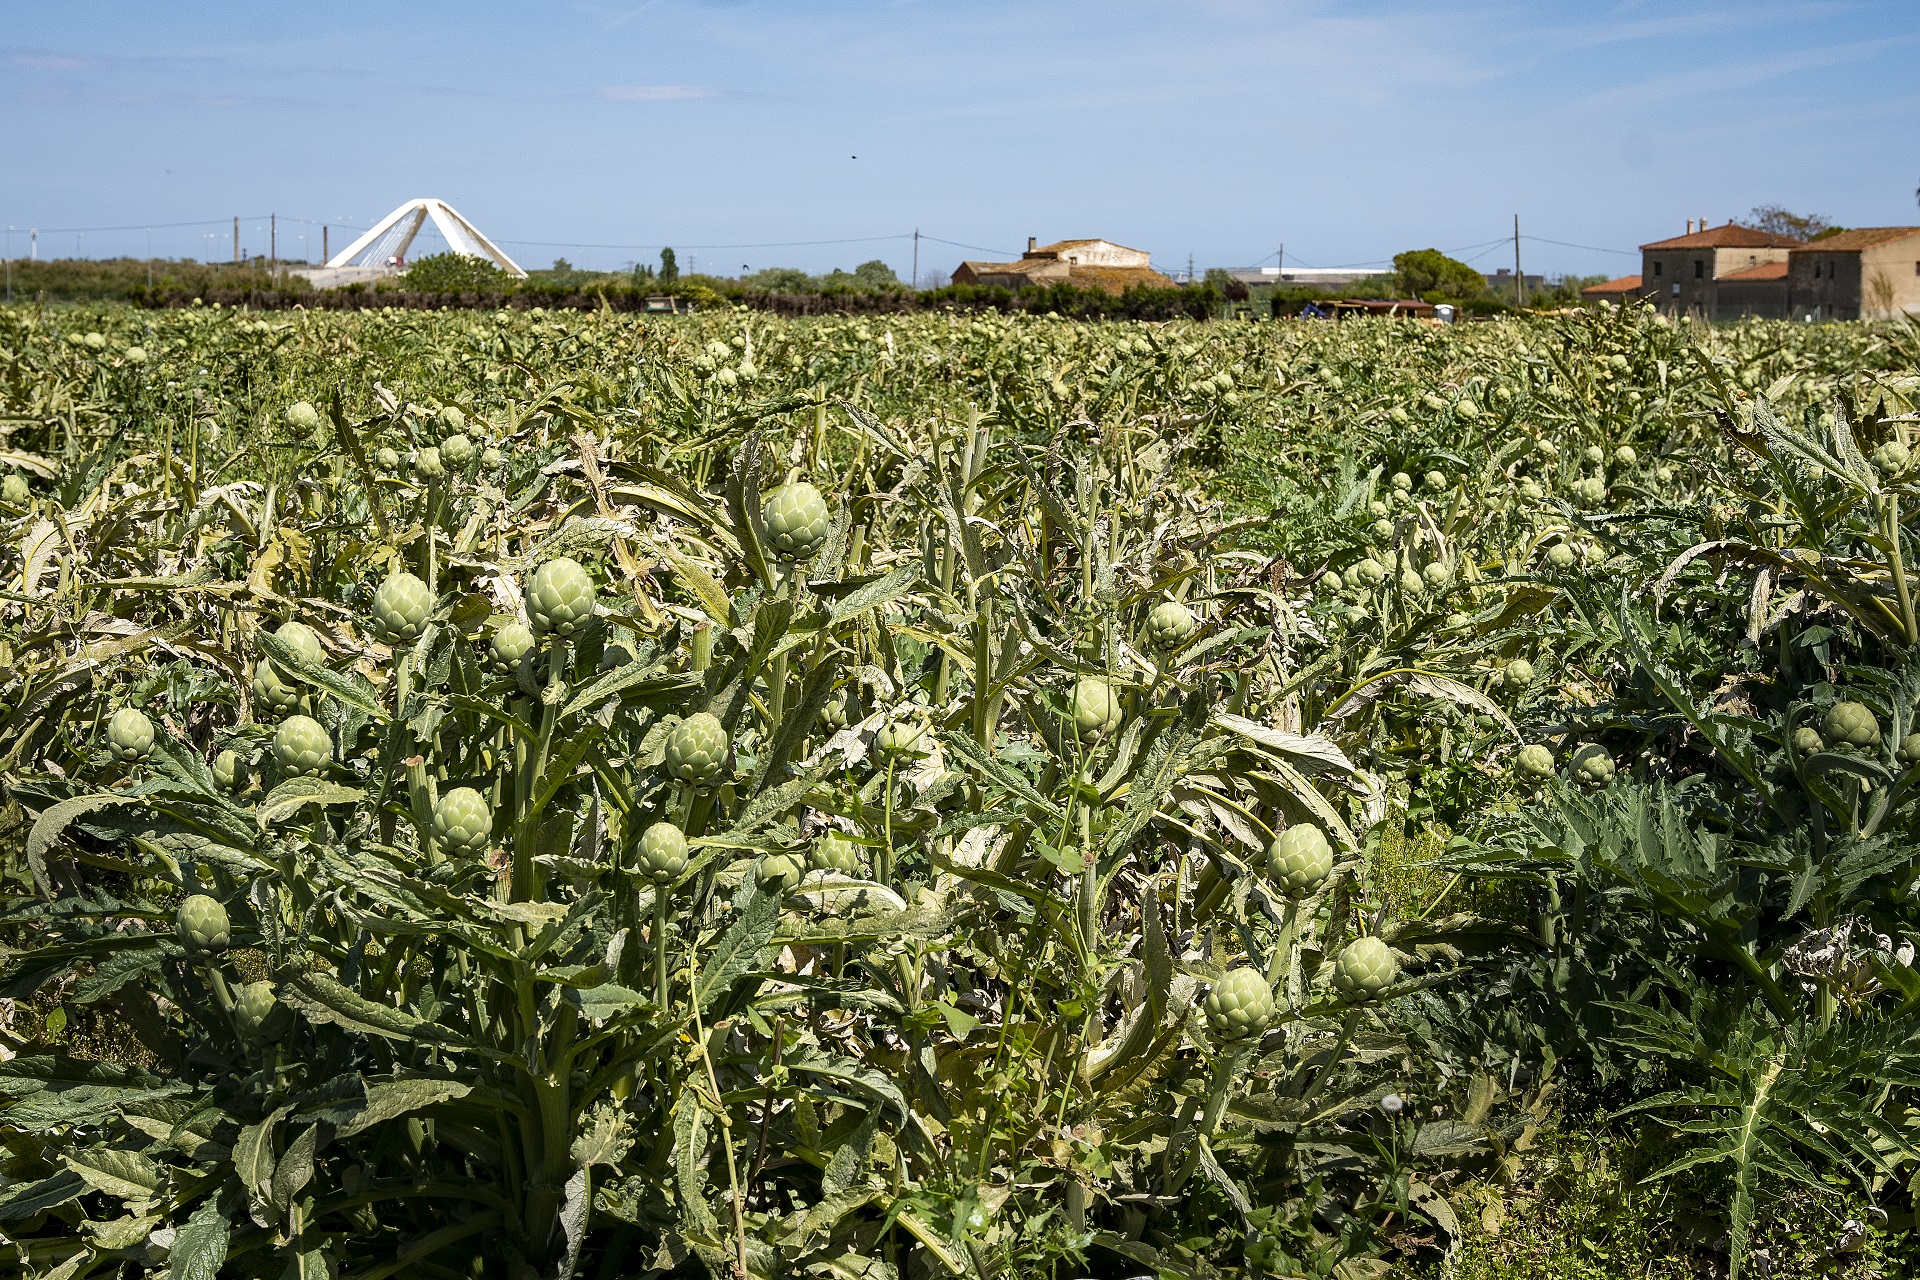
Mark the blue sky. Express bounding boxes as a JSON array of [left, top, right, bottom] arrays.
[[5, 1, 1918, 282]]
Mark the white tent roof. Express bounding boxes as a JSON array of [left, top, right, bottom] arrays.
[[325, 198, 526, 278]]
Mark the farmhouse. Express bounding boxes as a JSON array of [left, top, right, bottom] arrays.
[[1786, 227, 1920, 321], [1639, 221, 1802, 321], [1581, 274, 1646, 305], [952, 238, 1175, 295]]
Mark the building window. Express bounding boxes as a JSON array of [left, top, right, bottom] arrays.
[[1653, 261, 1662, 277], [1694, 260, 1705, 278]]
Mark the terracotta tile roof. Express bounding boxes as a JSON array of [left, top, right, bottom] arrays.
[[1792, 226, 1920, 253], [1067, 264, 1176, 294], [1582, 274, 1643, 295], [1034, 239, 1106, 253], [1639, 224, 1804, 250], [1720, 262, 1788, 282]]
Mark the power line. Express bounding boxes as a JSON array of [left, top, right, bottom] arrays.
[[496, 233, 916, 252], [1521, 233, 1636, 256]]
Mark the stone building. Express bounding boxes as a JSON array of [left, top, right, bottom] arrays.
[[952, 238, 1174, 295], [1786, 227, 1920, 321], [1638, 221, 1803, 320]]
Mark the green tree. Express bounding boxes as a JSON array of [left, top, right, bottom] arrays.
[[852, 259, 902, 290], [401, 252, 508, 292], [659, 247, 679, 285], [1742, 205, 1839, 241], [1393, 248, 1486, 301]]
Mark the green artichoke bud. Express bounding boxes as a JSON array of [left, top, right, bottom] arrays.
[[664, 712, 729, 785], [1455, 399, 1480, 420], [1570, 744, 1616, 787], [1352, 558, 1387, 587], [232, 980, 292, 1042], [213, 748, 240, 791], [1071, 677, 1123, 742], [876, 719, 929, 760], [1872, 440, 1909, 476], [371, 572, 432, 644], [1518, 478, 1544, 501], [1422, 470, 1446, 493], [489, 621, 537, 673], [1654, 465, 1675, 485], [1422, 561, 1454, 590], [274, 620, 324, 669], [1267, 824, 1333, 899], [1367, 500, 1390, 518], [107, 707, 155, 762], [1515, 744, 1555, 779], [1582, 445, 1606, 466], [1899, 734, 1920, 766], [285, 401, 323, 435], [1398, 568, 1425, 596], [1332, 936, 1399, 1001], [1614, 445, 1638, 467], [762, 482, 831, 561], [376, 446, 401, 472], [525, 557, 597, 636], [1546, 543, 1577, 569], [1146, 599, 1196, 649], [1793, 726, 1825, 755], [812, 832, 861, 876], [758, 852, 806, 895], [1370, 518, 1396, 543], [636, 822, 689, 884], [1504, 658, 1534, 690], [1389, 471, 1413, 492], [273, 714, 331, 776], [481, 446, 503, 469], [252, 660, 302, 716], [1822, 701, 1881, 749], [432, 787, 493, 855], [1, 474, 29, 505], [440, 433, 476, 469], [438, 405, 466, 437], [413, 447, 445, 482], [176, 894, 230, 954], [1204, 967, 1274, 1040], [819, 688, 852, 730], [1572, 477, 1606, 506]]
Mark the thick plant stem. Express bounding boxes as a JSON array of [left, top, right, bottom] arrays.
[[652, 890, 671, 1008], [1884, 494, 1918, 646]]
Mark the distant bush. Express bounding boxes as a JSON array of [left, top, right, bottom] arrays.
[[402, 253, 509, 292], [2, 258, 298, 303]]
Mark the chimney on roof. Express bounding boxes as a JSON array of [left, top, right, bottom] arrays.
[[1699, 215, 1706, 233], [1686, 219, 1694, 234], [1027, 236, 1037, 254]]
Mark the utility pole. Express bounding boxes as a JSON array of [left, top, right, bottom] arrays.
[[31, 229, 37, 261], [323, 226, 329, 264], [1188, 252, 1194, 284], [1278, 243, 1284, 279], [1513, 214, 1524, 308], [911, 227, 919, 292], [233, 217, 239, 266], [270, 213, 276, 264]]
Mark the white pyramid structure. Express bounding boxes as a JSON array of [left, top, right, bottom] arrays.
[[313, 198, 526, 283]]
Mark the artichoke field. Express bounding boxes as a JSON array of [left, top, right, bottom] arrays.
[[3, 301, 1920, 1279]]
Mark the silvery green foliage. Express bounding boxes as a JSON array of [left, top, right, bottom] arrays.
[[0, 406, 1451, 1280]]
